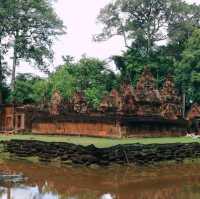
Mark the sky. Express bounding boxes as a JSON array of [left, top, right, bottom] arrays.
[[16, 0, 200, 76]]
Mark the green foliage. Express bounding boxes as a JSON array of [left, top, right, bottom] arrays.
[[63, 55, 119, 108], [95, 0, 173, 54], [168, 1, 200, 60], [48, 65, 76, 100], [10, 56, 119, 108], [2, 0, 200, 109], [8, 0, 65, 70], [9, 73, 46, 104], [97, 0, 200, 105], [31, 79, 49, 103], [113, 45, 174, 87], [0, 0, 65, 102], [175, 29, 200, 104]]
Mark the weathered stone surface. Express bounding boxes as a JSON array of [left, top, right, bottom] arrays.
[[72, 91, 88, 113], [99, 89, 122, 113], [187, 103, 200, 120], [49, 91, 62, 115], [3, 140, 200, 167], [120, 83, 137, 114], [161, 76, 182, 120], [135, 68, 161, 116]]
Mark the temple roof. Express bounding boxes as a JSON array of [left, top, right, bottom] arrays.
[[161, 75, 181, 104], [120, 83, 135, 97], [135, 67, 161, 103], [72, 91, 87, 104], [99, 89, 122, 112], [187, 103, 200, 120], [49, 91, 62, 115]]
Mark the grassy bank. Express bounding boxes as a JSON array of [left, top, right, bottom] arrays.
[[0, 134, 199, 148]]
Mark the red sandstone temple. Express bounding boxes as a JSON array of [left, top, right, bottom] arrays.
[[0, 68, 198, 137]]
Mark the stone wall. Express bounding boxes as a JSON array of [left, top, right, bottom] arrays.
[[3, 140, 200, 166], [32, 122, 121, 138], [31, 114, 188, 138]]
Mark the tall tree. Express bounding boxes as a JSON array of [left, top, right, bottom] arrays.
[[175, 29, 200, 104], [6, 0, 65, 93], [0, 0, 11, 103], [95, 0, 172, 56], [168, 1, 200, 60], [12, 73, 42, 104]]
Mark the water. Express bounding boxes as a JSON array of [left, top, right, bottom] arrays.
[[1, 160, 200, 199]]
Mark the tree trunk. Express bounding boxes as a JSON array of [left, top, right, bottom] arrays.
[[147, 29, 151, 58], [11, 36, 18, 133], [0, 36, 3, 104], [182, 90, 186, 118], [11, 39, 17, 93]]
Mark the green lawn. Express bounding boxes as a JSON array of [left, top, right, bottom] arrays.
[[0, 134, 199, 148]]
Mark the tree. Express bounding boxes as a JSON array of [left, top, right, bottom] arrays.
[[0, 0, 12, 103], [175, 29, 200, 104], [60, 55, 119, 108], [168, 1, 200, 60], [95, 0, 172, 56], [113, 46, 174, 88], [48, 65, 76, 100], [0, 0, 65, 94], [11, 73, 45, 104], [8, 0, 65, 93]]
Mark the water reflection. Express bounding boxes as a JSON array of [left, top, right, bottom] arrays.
[[1, 160, 200, 199], [0, 186, 116, 199]]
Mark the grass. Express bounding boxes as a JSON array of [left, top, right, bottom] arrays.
[[0, 134, 199, 148]]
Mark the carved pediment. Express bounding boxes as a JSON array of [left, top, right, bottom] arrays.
[[99, 89, 122, 113], [49, 91, 62, 115], [72, 91, 88, 114], [135, 68, 161, 104], [161, 76, 182, 119], [161, 75, 181, 104], [120, 83, 137, 114], [187, 103, 200, 120]]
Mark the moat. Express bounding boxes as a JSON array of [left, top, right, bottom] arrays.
[[1, 159, 200, 199]]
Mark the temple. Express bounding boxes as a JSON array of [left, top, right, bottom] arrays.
[[0, 68, 197, 137], [135, 68, 161, 116], [187, 103, 200, 133], [160, 75, 182, 120]]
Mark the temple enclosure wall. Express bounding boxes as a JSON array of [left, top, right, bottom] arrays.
[[0, 68, 198, 137], [31, 121, 186, 138], [30, 114, 187, 138], [32, 122, 121, 138]]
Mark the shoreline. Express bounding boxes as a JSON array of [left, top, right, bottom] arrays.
[[2, 139, 200, 167]]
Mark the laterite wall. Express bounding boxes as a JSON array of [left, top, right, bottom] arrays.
[[31, 122, 122, 138], [31, 121, 187, 138], [124, 126, 186, 138]]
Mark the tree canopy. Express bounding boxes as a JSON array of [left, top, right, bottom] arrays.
[[0, 0, 200, 109], [10, 56, 119, 109], [0, 0, 65, 102], [95, 0, 200, 105]]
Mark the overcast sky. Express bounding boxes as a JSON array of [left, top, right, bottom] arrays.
[[16, 0, 200, 76]]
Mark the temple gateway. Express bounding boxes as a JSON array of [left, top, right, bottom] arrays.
[[0, 68, 199, 138]]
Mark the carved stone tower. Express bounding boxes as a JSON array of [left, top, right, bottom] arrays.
[[135, 67, 161, 116]]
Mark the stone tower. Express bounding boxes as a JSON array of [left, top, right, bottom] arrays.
[[72, 91, 88, 113], [135, 67, 161, 116], [161, 75, 182, 120], [120, 83, 137, 114], [49, 91, 62, 115], [99, 89, 122, 113]]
